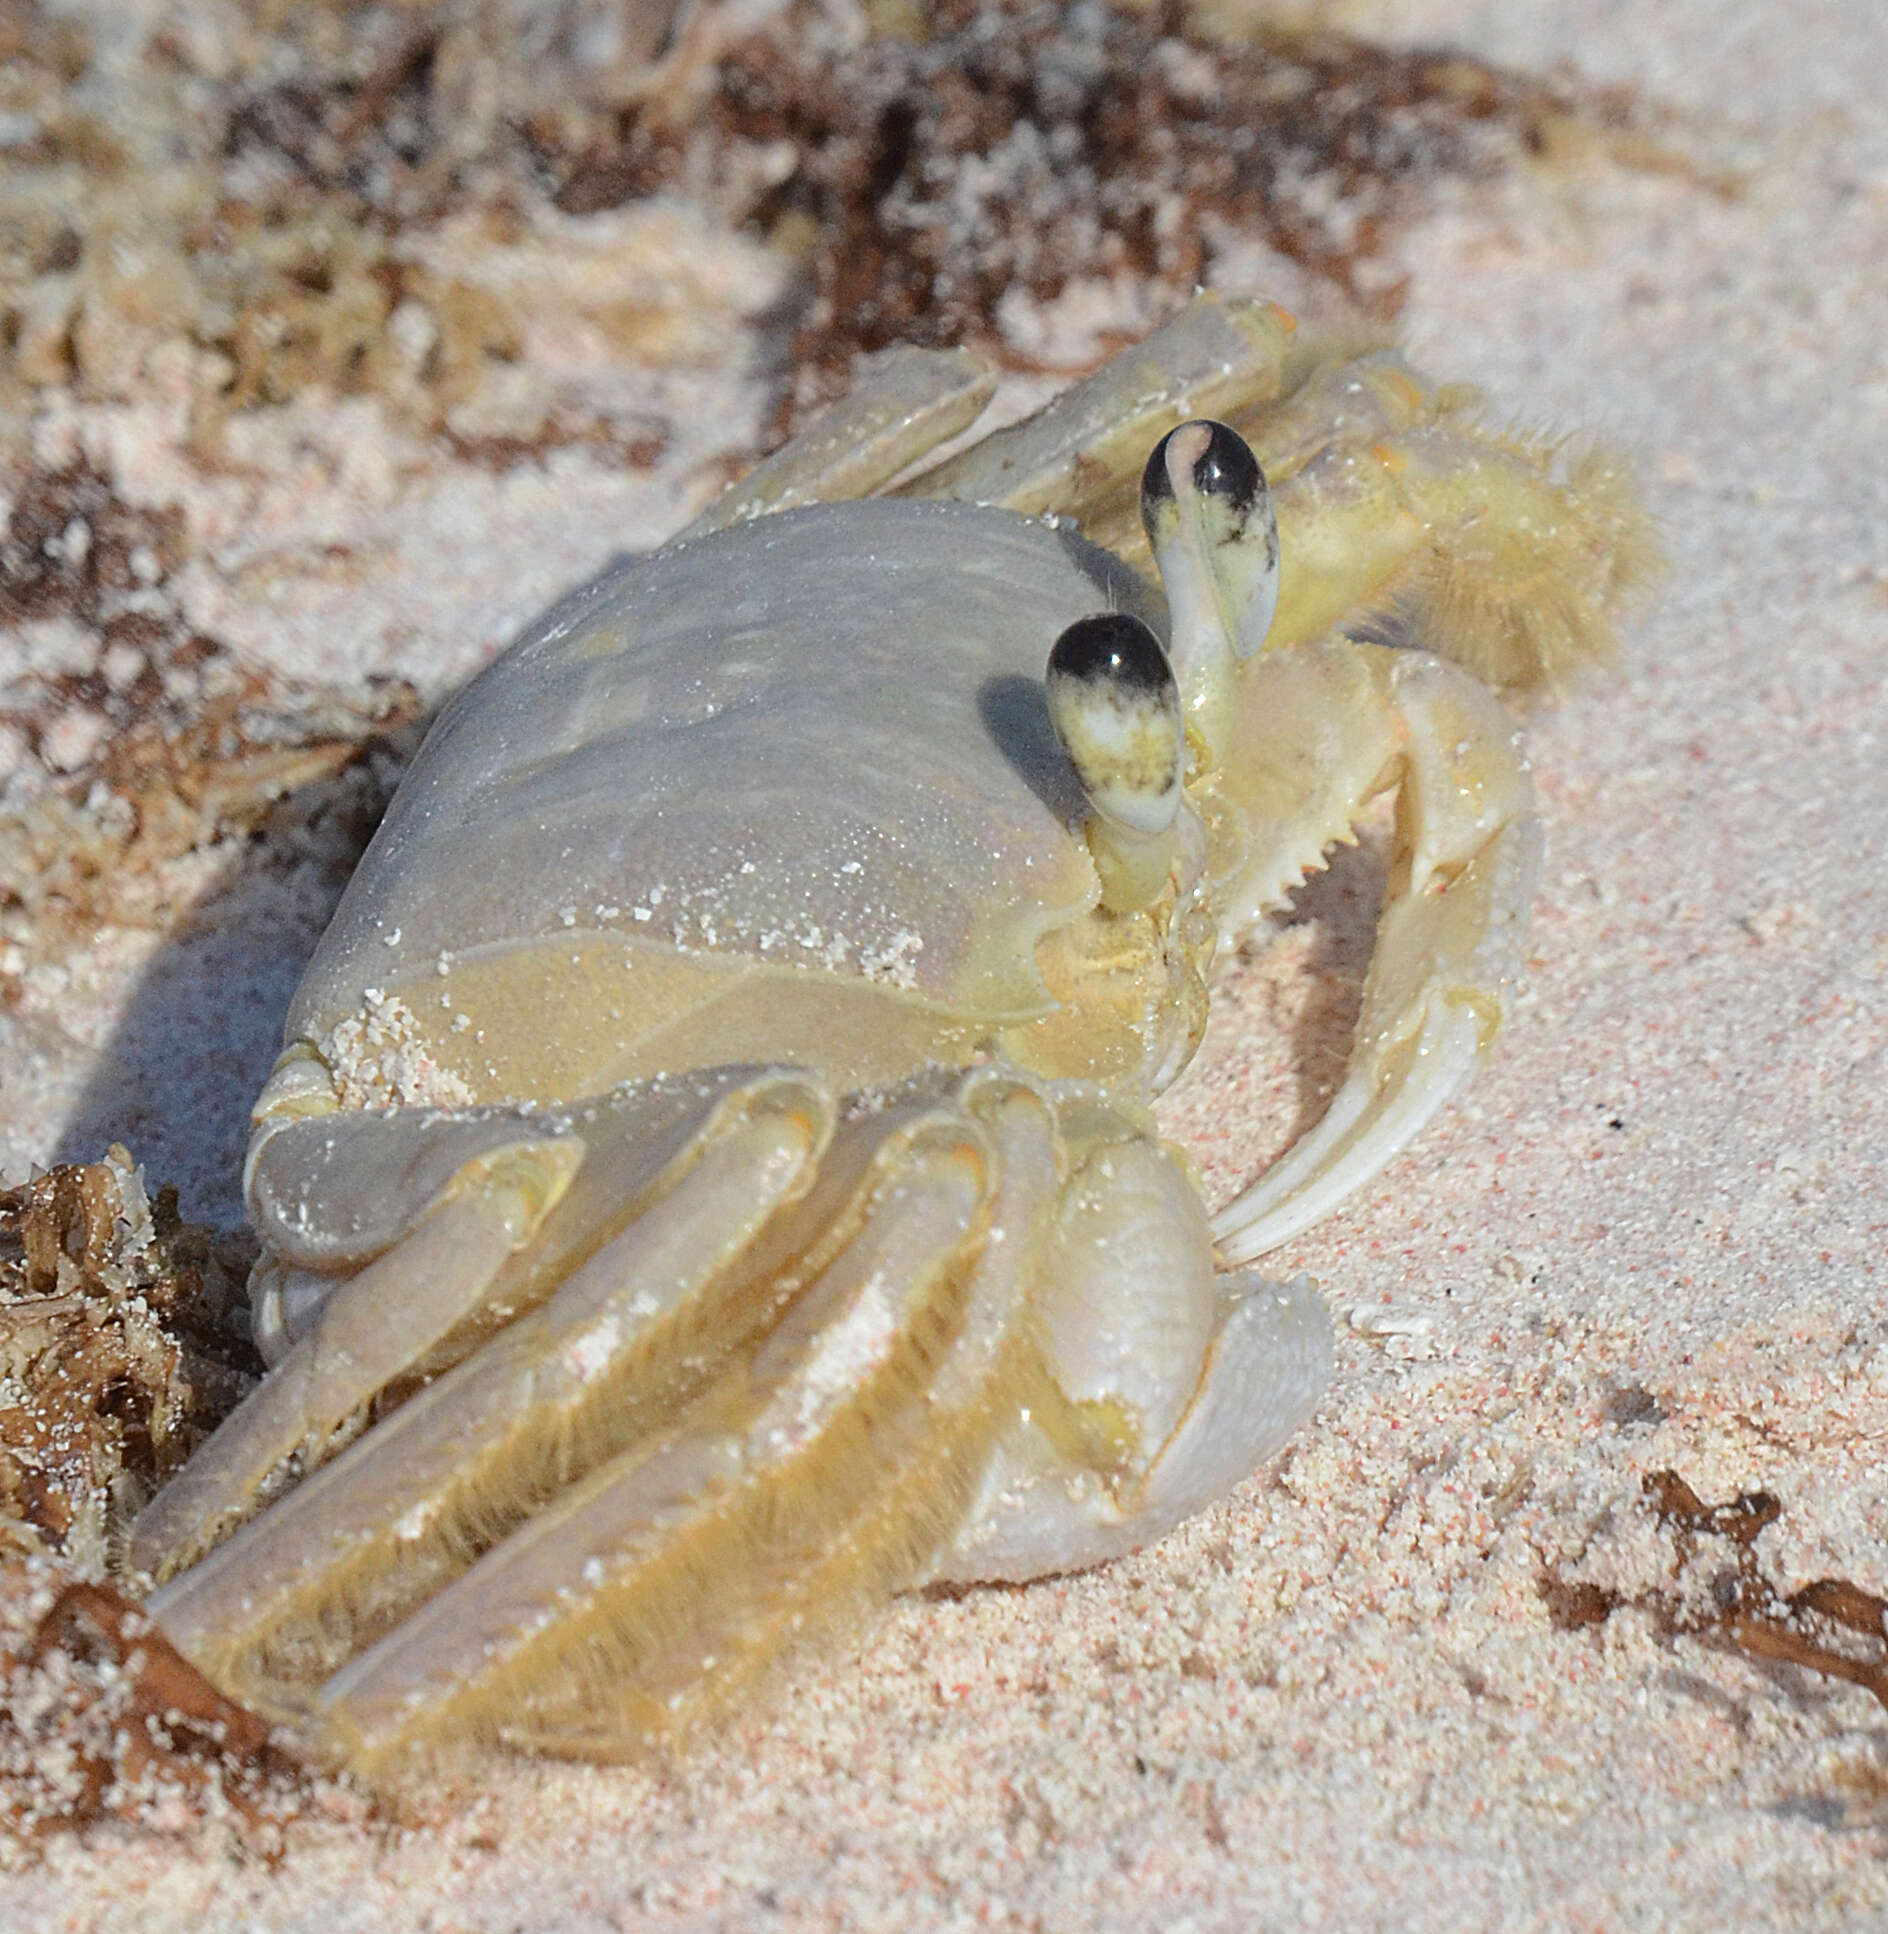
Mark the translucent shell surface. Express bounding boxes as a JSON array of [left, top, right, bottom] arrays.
[[291, 502, 1168, 1101]]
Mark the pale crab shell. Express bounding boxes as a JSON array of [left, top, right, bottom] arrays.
[[291, 498, 1185, 1108]]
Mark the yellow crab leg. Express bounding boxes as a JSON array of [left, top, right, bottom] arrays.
[[147, 1076, 830, 1705], [314, 1109, 1004, 1773], [679, 344, 995, 537], [130, 1135, 580, 1581], [903, 293, 1299, 525], [1261, 424, 1652, 698], [131, 1068, 828, 1581], [506, 1076, 1058, 1759]]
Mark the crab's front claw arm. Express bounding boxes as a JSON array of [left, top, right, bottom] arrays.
[[931, 1107, 1333, 1586], [1209, 640, 1543, 1263]]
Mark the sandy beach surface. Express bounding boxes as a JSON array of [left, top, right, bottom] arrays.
[[1, 0, 1884, 1927]]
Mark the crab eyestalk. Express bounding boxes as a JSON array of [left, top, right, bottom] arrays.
[[1140, 419, 1280, 777], [1045, 612, 1184, 915]]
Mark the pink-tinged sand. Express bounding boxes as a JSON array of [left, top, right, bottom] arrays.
[[3, 0, 1886, 1926]]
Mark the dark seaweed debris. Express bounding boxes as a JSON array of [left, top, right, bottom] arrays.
[[0, 1573, 319, 1860], [701, 2, 1589, 371], [1541, 1470, 1888, 1715], [0, 1151, 256, 1554], [4, 0, 1638, 431], [525, 0, 1618, 411], [0, 1155, 332, 1864]]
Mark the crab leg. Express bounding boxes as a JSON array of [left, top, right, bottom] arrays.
[[311, 1097, 1029, 1772], [131, 1068, 828, 1581], [903, 293, 1299, 528], [684, 293, 1304, 543], [679, 344, 995, 537], [131, 1127, 580, 1581], [1209, 640, 1542, 1262], [147, 1073, 830, 1701], [1232, 346, 1445, 485], [1259, 422, 1651, 697], [681, 292, 1642, 706], [501, 1077, 1059, 1759]]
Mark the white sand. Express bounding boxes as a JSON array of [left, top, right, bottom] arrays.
[[3, 0, 1885, 1927]]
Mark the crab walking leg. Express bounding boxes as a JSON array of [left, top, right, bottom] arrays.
[[130, 1132, 580, 1581], [312, 1109, 1003, 1773], [509, 1075, 1059, 1758], [679, 344, 995, 537], [132, 1068, 822, 1581], [1261, 423, 1650, 696], [147, 1076, 831, 1703], [903, 294, 1299, 528], [1212, 643, 1542, 1263]]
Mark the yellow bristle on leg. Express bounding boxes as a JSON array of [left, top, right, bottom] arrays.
[[1409, 435, 1661, 699], [160, 1089, 847, 1709], [1268, 423, 1659, 700], [314, 1121, 1020, 1777], [519, 1085, 1061, 1759]]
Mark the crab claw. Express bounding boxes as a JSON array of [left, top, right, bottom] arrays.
[[1207, 640, 1543, 1262], [932, 1083, 1331, 1585]]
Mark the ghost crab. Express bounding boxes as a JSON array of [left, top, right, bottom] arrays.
[[133, 295, 1646, 1773]]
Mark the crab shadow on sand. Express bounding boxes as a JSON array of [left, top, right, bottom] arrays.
[[48, 734, 420, 1234]]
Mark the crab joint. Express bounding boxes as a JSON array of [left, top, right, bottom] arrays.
[[1140, 419, 1280, 776], [1046, 612, 1183, 914]]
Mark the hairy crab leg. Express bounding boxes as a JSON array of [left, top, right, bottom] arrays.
[[147, 1073, 832, 1704], [1210, 640, 1542, 1262], [1260, 423, 1652, 698], [1110, 336, 1649, 698], [1121, 415, 1549, 1261], [679, 293, 1645, 710], [130, 1132, 581, 1580], [131, 1068, 827, 1581], [310, 1102, 1014, 1773], [503, 1076, 1060, 1759], [680, 293, 1304, 546], [1228, 346, 1452, 487]]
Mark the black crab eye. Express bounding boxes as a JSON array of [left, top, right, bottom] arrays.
[[1044, 612, 1183, 846], [1140, 419, 1264, 523], [1189, 419, 1263, 514], [1046, 611, 1174, 699]]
